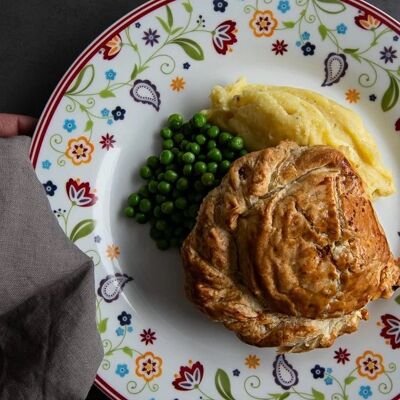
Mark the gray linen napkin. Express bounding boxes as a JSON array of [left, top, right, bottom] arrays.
[[0, 136, 103, 399]]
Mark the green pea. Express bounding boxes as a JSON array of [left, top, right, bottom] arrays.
[[200, 123, 211, 134], [135, 212, 148, 224], [219, 132, 232, 145], [207, 125, 220, 139], [163, 139, 174, 150], [198, 154, 206, 161], [139, 198, 152, 213], [207, 148, 222, 162], [173, 133, 184, 144], [194, 161, 207, 175], [219, 159, 231, 174], [164, 170, 178, 182], [182, 164, 192, 176], [171, 213, 184, 224], [148, 180, 158, 194], [188, 204, 199, 218], [166, 163, 178, 171], [201, 172, 214, 186], [150, 226, 164, 240], [175, 197, 187, 210], [194, 180, 204, 192], [174, 226, 186, 237], [172, 188, 180, 198], [180, 139, 189, 150], [222, 149, 235, 160], [128, 193, 140, 207], [160, 150, 174, 165], [138, 186, 149, 198], [124, 206, 135, 217], [171, 147, 179, 156], [155, 194, 167, 204], [155, 219, 168, 231], [195, 134, 207, 145], [239, 149, 248, 157], [153, 205, 162, 218], [158, 181, 171, 194], [188, 143, 200, 155], [160, 127, 173, 139], [170, 237, 180, 247], [168, 113, 184, 131], [157, 172, 164, 181], [147, 155, 159, 168], [154, 167, 163, 176], [207, 162, 218, 174], [177, 177, 189, 191], [182, 152, 195, 164], [191, 112, 207, 128], [156, 239, 170, 250], [161, 201, 174, 214], [207, 140, 217, 150], [229, 136, 244, 151]]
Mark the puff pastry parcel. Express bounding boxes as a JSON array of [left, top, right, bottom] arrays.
[[181, 141, 399, 352]]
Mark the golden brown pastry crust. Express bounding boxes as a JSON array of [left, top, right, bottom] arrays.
[[181, 141, 399, 352]]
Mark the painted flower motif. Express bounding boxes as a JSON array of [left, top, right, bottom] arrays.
[[101, 108, 110, 117], [301, 31, 310, 40], [107, 119, 113, 125], [94, 235, 101, 243], [111, 106, 126, 121], [65, 136, 94, 166], [380, 46, 397, 64], [213, 0, 228, 12], [359, 385, 373, 399], [105, 69, 116, 80], [277, 0, 290, 14], [369, 94, 377, 102], [106, 244, 120, 260], [212, 20, 237, 54], [170, 77, 186, 92], [336, 23, 347, 34], [135, 352, 163, 382], [43, 180, 57, 196], [354, 12, 382, 30], [301, 41, 315, 56], [115, 364, 129, 377], [172, 361, 204, 390], [140, 328, 157, 345], [380, 314, 400, 349], [296, 40, 301, 47], [63, 119, 77, 133], [135, 22, 141, 28], [183, 62, 191, 69], [272, 39, 288, 55], [42, 160, 52, 169], [117, 311, 132, 326], [325, 376, 333, 385], [99, 133, 116, 151], [127, 326, 133, 333], [116, 327, 124, 336], [142, 28, 160, 47], [245, 355, 260, 369], [249, 10, 278, 38], [394, 35, 399, 41], [233, 369, 240, 376], [66, 178, 98, 207], [334, 348, 351, 364], [356, 351, 384, 380], [310, 364, 325, 379], [395, 118, 400, 131], [100, 34, 122, 60], [345, 88, 360, 104]]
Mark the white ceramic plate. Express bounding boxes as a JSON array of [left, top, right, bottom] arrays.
[[31, 0, 400, 398]]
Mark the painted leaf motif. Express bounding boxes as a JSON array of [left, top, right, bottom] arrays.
[[381, 74, 399, 112], [312, 388, 325, 400], [84, 120, 93, 132], [283, 21, 296, 28], [314, 0, 346, 14], [98, 318, 108, 333], [279, 394, 291, 400], [123, 347, 134, 357], [183, 1, 193, 12], [318, 24, 328, 40], [171, 38, 204, 60], [69, 219, 96, 242], [130, 64, 149, 80], [344, 376, 356, 385], [99, 89, 116, 98], [215, 369, 235, 400], [395, 295, 400, 304], [66, 64, 95, 95], [157, 16, 171, 33], [171, 26, 183, 35], [166, 5, 173, 27]]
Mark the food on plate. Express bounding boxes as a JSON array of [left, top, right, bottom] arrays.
[[205, 78, 394, 199], [181, 141, 400, 352], [124, 112, 248, 250]]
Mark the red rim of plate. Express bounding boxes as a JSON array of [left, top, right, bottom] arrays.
[[28, 0, 400, 398]]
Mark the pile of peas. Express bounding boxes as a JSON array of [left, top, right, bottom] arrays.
[[124, 112, 248, 250]]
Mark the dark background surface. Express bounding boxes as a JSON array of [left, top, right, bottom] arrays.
[[0, 0, 398, 399]]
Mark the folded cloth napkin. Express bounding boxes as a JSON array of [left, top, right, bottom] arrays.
[[0, 136, 103, 399]]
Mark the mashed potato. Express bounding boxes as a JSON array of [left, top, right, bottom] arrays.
[[206, 78, 394, 199]]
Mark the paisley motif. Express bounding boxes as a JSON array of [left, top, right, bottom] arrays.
[[97, 273, 133, 303], [322, 53, 348, 86], [130, 79, 161, 111], [272, 354, 299, 390]]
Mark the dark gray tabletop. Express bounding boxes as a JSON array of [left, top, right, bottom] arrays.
[[0, 0, 398, 399]]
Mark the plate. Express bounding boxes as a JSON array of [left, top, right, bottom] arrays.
[[31, 0, 400, 399]]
